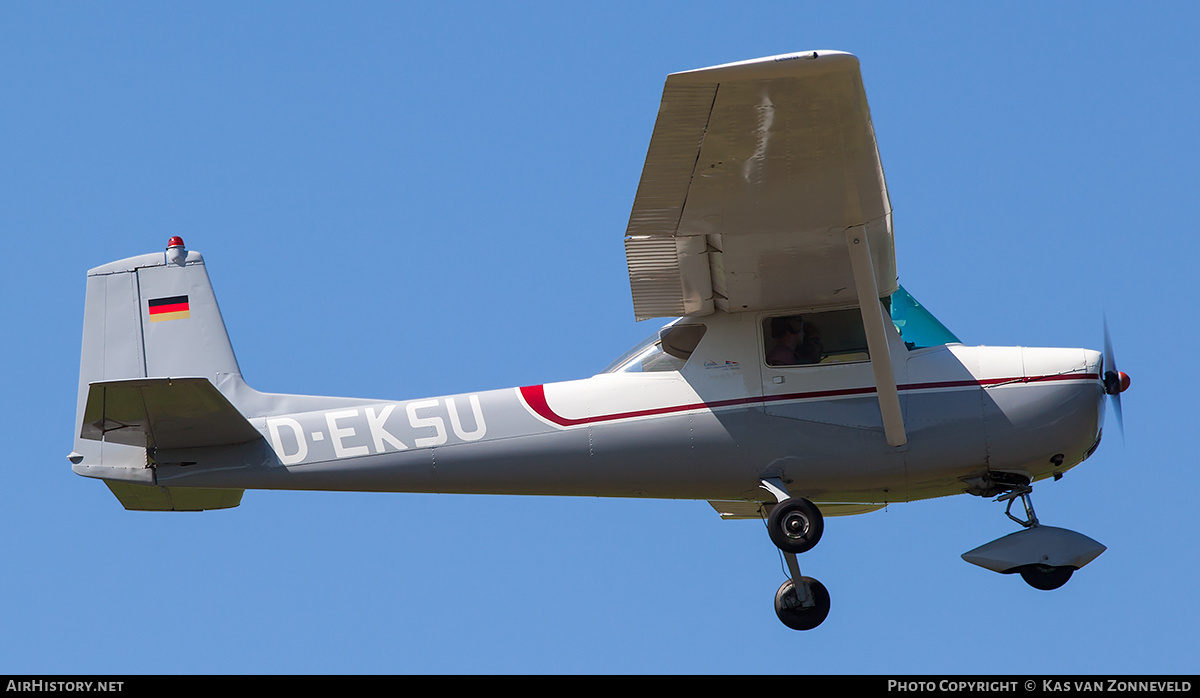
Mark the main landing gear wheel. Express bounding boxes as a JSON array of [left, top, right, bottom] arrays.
[[774, 577, 831, 631], [1017, 564, 1075, 591], [767, 497, 824, 554]]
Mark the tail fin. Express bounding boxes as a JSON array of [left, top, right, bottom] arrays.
[[78, 237, 241, 386], [72, 238, 247, 510]]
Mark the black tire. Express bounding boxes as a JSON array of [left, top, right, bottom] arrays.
[[1017, 564, 1075, 591], [767, 498, 824, 554], [774, 577, 831, 631]]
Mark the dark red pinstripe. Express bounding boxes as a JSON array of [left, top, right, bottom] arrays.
[[518, 373, 1100, 428]]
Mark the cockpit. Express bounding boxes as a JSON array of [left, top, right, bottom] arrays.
[[603, 285, 960, 374]]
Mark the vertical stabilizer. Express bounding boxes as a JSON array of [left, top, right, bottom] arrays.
[[72, 238, 243, 484]]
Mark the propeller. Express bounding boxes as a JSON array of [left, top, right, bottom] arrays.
[[1102, 316, 1131, 440]]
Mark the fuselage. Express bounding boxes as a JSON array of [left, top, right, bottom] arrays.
[[148, 309, 1105, 511]]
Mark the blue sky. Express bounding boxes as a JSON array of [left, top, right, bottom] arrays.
[[2, 2, 1197, 674]]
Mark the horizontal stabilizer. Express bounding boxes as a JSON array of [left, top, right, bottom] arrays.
[[81, 377, 262, 450], [708, 500, 765, 520], [105, 481, 243, 512], [709, 500, 885, 520]]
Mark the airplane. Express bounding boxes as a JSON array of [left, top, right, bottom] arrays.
[[70, 50, 1130, 631]]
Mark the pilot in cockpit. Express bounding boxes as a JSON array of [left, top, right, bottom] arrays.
[[766, 316, 805, 366]]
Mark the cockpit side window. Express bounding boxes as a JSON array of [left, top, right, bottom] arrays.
[[762, 309, 869, 367]]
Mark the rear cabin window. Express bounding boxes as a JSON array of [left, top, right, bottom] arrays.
[[762, 309, 869, 367]]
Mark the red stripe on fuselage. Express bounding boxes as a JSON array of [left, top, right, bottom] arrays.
[[518, 384, 758, 427], [518, 374, 1099, 428]]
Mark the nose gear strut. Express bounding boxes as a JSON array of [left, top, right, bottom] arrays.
[[997, 485, 1039, 528]]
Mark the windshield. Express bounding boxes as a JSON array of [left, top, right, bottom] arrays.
[[890, 286, 961, 349], [602, 320, 708, 374], [602, 332, 687, 373]]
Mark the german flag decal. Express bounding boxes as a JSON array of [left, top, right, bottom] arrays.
[[148, 295, 190, 322]]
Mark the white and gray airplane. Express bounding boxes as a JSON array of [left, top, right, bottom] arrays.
[[70, 51, 1129, 630]]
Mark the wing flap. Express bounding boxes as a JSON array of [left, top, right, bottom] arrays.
[[624, 235, 714, 319], [80, 377, 262, 450]]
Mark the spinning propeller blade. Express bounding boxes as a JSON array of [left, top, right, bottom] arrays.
[[1102, 316, 1130, 441]]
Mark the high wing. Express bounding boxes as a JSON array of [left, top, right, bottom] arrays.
[[625, 50, 895, 321]]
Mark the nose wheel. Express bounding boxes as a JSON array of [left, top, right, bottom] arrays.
[[1000, 486, 1078, 589], [962, 480, 1104, 591], [1016, 563, 1074, 590]]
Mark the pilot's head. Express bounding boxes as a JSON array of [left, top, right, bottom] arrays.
[[771, 316, 805, 340]]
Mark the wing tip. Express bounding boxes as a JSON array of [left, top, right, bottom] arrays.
[[670, 50, 859, 82]]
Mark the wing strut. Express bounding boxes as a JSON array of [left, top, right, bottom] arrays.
[[846, 227, 907, 447]]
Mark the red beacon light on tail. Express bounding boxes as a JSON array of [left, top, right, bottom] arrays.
[[166, 236, 186, 265]]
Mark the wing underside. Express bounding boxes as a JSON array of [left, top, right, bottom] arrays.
[[626, 51, 896, 320]]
